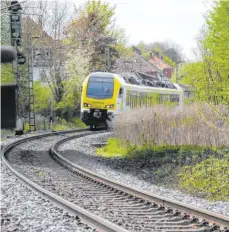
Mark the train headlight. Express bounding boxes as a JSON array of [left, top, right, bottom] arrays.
[[105, 104, 114, 108], [84, 103, 92, 107]]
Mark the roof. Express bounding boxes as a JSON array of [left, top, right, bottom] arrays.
[[111, 52, 161, 76], [178, 84, 192, 92], [90, 72, 116, 79], [22, 17, 57, 49], [148, 56, 173, 71]]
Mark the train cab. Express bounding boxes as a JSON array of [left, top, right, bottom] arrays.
[[80, 72, 124, 130]]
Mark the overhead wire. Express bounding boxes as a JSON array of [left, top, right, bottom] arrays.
[[1, 0, 28, 11]]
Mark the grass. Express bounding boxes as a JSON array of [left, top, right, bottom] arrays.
[[52, 117, 87, 130], [1, 116, 87, 135], [72, 117, 88, 129], [97, 137, 229, 200], [97, 103, 229, 201], [0, 129, 15, 140], [96, 138, 129, 157]]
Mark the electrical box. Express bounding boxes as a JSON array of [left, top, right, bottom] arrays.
[[1, 84, 17, 129]]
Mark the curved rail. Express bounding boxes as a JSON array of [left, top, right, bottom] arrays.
[[1, 129, 129, 232], [51, 133, 229, 231]]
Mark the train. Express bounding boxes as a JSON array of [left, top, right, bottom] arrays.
[[80, 72, 184, 130]]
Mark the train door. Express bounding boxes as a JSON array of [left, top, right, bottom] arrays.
[[116, 87, 124, 112]]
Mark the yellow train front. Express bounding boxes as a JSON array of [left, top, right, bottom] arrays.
[[80, 72, 123, 130]]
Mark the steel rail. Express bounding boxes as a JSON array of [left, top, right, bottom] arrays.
[[1, 129, 129, 232], [51, 133, 229, 230]]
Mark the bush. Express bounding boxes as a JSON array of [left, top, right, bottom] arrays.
[[178, 156, 229, 201], [106, 103, 229, 200], [113, 104, 229, 148]]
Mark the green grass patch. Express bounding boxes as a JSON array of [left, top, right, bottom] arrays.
[[0, 129, 14, 140], [72, 117, 88, 129], [53, 117, 87, 131], [96, 137, 229, 201], [96, 138, 128, 157]]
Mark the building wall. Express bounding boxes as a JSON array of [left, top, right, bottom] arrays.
[[163, 68, 173, 78], [1, 2, 11, 45]]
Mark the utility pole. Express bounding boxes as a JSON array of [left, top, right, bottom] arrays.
[[176, 62, 179, 83], [176, 60, 183, 83], [28, 35, 40, 131], [104, 46, 111, 72], [9, 0, 26, 135]]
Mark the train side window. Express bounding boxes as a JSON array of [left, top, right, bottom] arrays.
[[126, 91, 130, 106], [119, 87, 123, 98]]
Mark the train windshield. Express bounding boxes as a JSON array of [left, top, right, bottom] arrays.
[[87, 76, 114, 99]]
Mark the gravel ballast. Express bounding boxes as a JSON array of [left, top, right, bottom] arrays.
[[1, 131, 96, 232], [1, 163, 96, 232], [58, 132, 229, 217]]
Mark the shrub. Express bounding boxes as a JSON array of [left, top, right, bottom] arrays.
[[113, 104, 229, 148], [108, 103, 229, 200], [178, 156, 229, 201]]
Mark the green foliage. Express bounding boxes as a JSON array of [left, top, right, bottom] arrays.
[[97, 137, 228, 200], [72, 117, 88, 128], [96, 137, 129, 157], [1, 2, 14, 84], [163, 55, 176, 68], [52, 117, 87, 130], [115, 44, 134, 58], [34, 81, 53, 112], [1, 64, 15, 84], [85, 0, 115, 33], [182, 1, 229, 109], [97, 137, 207, 159], [24, 122, 30, 132], [179, 156, 229, 201], [67, 0, 124, 70], [56, 80, 80, 112], [136, 42, 176, 67]]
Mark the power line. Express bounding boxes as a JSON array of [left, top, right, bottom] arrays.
[[1, 0, 28, 11]]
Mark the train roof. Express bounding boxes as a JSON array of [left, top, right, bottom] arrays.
[[90, 72, 115, 78], [88, 72, 183, 93]]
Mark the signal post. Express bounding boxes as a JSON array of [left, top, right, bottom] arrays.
[[9, 0, 26, 134]]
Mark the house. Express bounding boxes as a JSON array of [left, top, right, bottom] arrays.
[[177, 84, 193, 98], [111, 51, 164, 81], [22, 17, 66, 81], [111, 51, 176, 88], [148, 52, 173, 78]]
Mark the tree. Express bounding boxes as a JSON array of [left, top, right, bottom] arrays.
[[201, 0, 229, 106], [21, 0, 71, 108], [135, 41, 182, 68], [56, 47, 92, 118], [184, 1, 229, 107], [34, 81, 52, 114], [1, 1, 14, 84], [181, 0, 229, 129], [65, 0, 123, 71]]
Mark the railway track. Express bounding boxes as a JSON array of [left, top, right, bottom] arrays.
[[2, 129, 229, 232]]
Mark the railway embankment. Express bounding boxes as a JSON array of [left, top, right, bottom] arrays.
[[1, 131, 96, 232], [107, 104, 229, 202], [57, 132, 229, 217]]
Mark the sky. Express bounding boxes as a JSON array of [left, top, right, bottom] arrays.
[[24, 0, 209, 61], [109, 0, 209, 60], [72, 0, 209, 61]]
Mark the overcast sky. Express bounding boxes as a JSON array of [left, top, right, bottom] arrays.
[[114, 0, 210, 60], [72, 0, 209, 60]]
